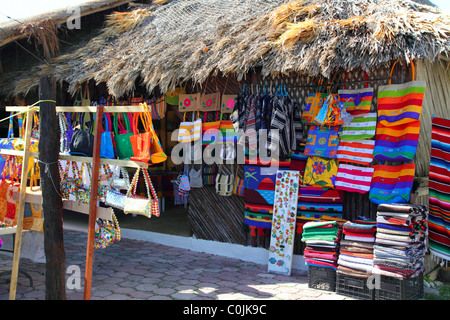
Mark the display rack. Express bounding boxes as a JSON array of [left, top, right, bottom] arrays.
[[3, 104, 152, 300]]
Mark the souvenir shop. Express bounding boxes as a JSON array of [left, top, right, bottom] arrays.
[[0, 0, 449, 301], [0, 57, 446, 300]]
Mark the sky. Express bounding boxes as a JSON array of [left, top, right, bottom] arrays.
[[0, 0, 449, 24]]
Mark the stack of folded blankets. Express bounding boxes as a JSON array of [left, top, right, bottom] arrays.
[[373, 203, 428, 279], [337, 219, 377, 277], [302, 221, 341, 270]]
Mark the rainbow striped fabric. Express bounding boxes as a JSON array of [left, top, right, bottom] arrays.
[[335, 164, 374, 194], [336, 140, 375, 165], [338, 87, 373, 115], [369, 163, 415, 204], [377, 81, 426, 126], [339, 112, 377, 141], [428, 117, 450, 262], [373, 120, 421, 161]]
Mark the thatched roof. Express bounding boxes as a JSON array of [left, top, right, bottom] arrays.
[[0, 0, 132, 48], [3, 0, 450, 97]]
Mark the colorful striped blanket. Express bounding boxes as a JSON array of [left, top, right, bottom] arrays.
[[428, 117, 450, 262]]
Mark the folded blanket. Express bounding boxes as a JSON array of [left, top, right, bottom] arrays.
[[302, 234, 339, 242], [376, 227, 411, 236], [304, 239, 338, 246], [377, 203, 426, 214], [337, 265, 373, 279], [339, 253, 374, 266], [340, 239, 374, 249], [337, 258, 373, 274], [344, 234, 375, 243], [340, 245, 374, 255], [340, 250, 374, 259], [375, 238, 411, 248], [376, 231, 412, 243], [303, 221, 338, 229], [343, 230, 376, 237]]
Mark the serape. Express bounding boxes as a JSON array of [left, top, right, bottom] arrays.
[[339, 112, 377, 141], [428, 117, 450, 262], [336, 140, 375, 166]]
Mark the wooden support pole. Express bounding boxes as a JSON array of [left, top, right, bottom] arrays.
[[39, 76, 66, 300], [8, 107, 33, 300], [83, 105, 104, 300]]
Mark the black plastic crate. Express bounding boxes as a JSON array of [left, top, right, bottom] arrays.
[[308, 265, 336, 292], [336, 272, 375, 300], [375, 274, 424, 300]]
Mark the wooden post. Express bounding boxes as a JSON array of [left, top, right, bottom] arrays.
[[8, 107, 33, 300], [39, 76, 66, 300], [83, 105, 104, 300]]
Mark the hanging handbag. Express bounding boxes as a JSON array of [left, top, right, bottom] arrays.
[[189, 166, 203, 188], [179, 93, 201, 112], [200, 92, 220, 111], [335, 163, 374, 194], [302, 156, 338, 189], [165, 86, 185, 105], [373, 120, 421, 162], [202, 110, 221, 146], [178, 111, 202, 143], [110, 166, 131, 190], [4, 159, 20, 227], [105, 188, 127, 211], [143, 169, 160, 217], [176, 172, 191, 195], [301, 78, 327, 124], [369, 163, 415, 205], [114, 113, 135, 160], [232, 165, 244, 197], [123, 168, 153, 218], [215, 164, 234, 197], [130, 112, 152, 163], [100, 112, 116, 159], [336, 140, 375, 166], [202, 165, 217, 185], [339, 112, 377, 141], [304, 125, 340, 158], [0, 156, 13, 224], [338, 68, 373, 115], [70, 113, 95, 157], [221, 94, 237, 114], [94, 212, 121, 249], [377, 59, 426, 127], [23, 162, 43, 232], [142, 102, 167, 164]]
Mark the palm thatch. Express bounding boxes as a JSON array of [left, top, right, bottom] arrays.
[[2, 0, 449, 98]]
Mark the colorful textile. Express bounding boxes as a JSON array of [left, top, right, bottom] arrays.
[[339, 112, 377, 141], [304, 125, 340, 158], [373, 120, 421, 161], [335, 164, 374, 194], [336, 140, 375, 166], [369, 163, 415, 204], [301, 92, 326, 124], [377, 81, 426, 126], [302, 156, 338, 188], [428, 117, 450, 262], [338, 87, 373, 115], [244, 159, 291, 234], [373, 203, 428, 278]]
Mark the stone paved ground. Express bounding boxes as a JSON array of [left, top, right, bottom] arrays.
[[0, 230, 352, 301]]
